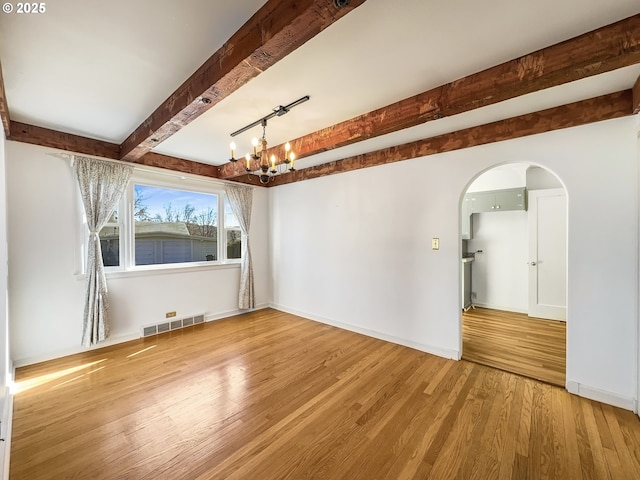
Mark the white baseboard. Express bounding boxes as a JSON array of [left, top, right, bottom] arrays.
[[272, 305, 638, 412], [271, 304, 460, 360], [204, 303, 270, 323], [12, 332, 141, 368], [567, 381, 638, 412], [471, 302, 528, 314], [13, 304, 271, 368]]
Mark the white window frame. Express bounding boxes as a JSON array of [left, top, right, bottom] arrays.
[[78, 166, 241, 277], [100, 210, 121, 268]]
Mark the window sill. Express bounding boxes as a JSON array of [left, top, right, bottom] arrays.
[[75, 261, 241, 281]]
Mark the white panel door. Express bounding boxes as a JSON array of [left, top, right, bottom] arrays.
[[528, 189, 566, 321]]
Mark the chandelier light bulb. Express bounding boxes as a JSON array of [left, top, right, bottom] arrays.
[[228, 96, 310, 181]]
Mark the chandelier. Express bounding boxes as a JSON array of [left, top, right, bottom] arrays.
[[229, 95, 309, 184]]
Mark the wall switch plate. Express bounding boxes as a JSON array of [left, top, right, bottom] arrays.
[[432, 238, 439, 250]]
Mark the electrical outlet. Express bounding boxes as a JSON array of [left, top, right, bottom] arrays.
[[166, 311, 177, 318]]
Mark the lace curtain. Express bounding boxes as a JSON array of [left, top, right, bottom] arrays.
[[226, 184, 255, 309], [73, 156, 133, 346]]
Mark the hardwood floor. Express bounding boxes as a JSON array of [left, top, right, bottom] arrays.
[[10, 309, 640, 479], [462, 307, 566, 387]]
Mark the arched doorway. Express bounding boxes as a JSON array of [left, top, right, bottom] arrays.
[[459, 163, 567, 387]]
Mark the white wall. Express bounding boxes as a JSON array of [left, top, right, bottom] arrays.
[[637, 118, 640, 417], [468, 211, 529, 312], [6, 141, 271, 365], [466, 163, 527, 192], [270, 117, 639, 409], [270, 159, 467, 359], [527, 166, 563, 190], [0, 129, 9, 475]]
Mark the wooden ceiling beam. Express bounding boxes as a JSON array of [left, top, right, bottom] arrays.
[[8, 122, 121, 159], [119, 0, 368, 162], [130, 152, 219, 179], [219, 13, 640, 179], [268, 90, 632, 186], [7, 122, 222, 180], [223, 173, 269, 187], [0, 58, 11, 138], [633, 74, 640, 114]]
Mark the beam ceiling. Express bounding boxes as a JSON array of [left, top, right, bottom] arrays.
[[119, 0, 368, 162], [219, 13, 640, 179], [8, 122, 120, 159], [1, 9, 638, 187], [268, 91, 633, 186], [7, 122, 222, 180]]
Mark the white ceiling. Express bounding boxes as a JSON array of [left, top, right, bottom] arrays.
[[1, 0, 639, 170]]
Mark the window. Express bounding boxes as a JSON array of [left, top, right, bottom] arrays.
[[133, 184, 220, 266], [85, 169, 241, 273], [99, 211, 120, 267], [225, 198, 242, 260]]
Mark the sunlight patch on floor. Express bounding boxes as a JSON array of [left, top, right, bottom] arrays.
[[127, 345, 157, 358], [11, 359, 108, 394], [51, 365, 108, 390]]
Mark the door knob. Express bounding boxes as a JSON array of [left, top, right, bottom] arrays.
[[529, 261, 537, 266]]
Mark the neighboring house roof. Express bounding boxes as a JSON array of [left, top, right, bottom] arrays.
[[135, 222, 190, 236], [100, 222, 218, 241]]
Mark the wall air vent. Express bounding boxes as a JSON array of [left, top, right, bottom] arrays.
[[157, 322, 171, 334], [142, 325, 157, 336], [141, 314, 205, 337]]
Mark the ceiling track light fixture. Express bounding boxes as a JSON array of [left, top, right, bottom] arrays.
[[229, 95, 309, 184]]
